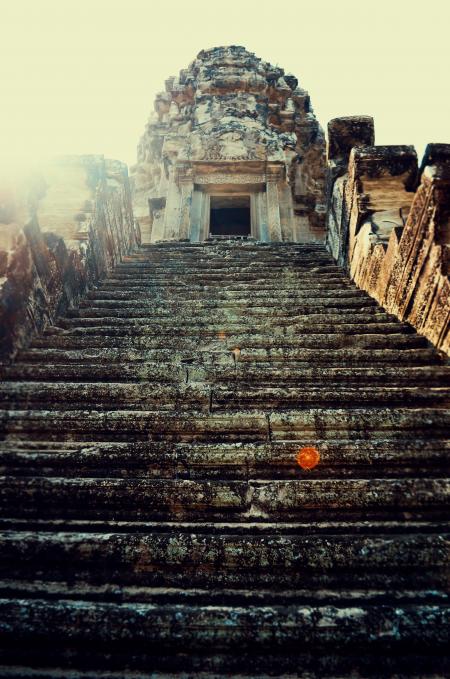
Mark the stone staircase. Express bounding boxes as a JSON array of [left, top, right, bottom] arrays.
[[0, 241, 449, 677]]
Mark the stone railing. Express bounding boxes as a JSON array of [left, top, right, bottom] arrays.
[[326, 118, 450, 355], [0, 156, 140, 360]]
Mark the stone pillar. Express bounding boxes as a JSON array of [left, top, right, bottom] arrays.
[[162, 167, 182, 240], [255, 192, 269, 242], [266, 166, 283, 241], [177, 166, 194, 240], [279, 184, 295, 241], [189, 189, 203, 242]]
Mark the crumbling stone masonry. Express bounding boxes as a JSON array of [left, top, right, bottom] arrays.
[[0, 46, 449, 677], [0, 156, 139, 359], [326, 117, 450, 354]]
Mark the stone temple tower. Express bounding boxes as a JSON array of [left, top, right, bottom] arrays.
[[131, 46, 326, 243]]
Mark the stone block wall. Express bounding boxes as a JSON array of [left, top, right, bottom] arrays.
[[0, 156, 139, 360], [326, 121, 450, 354]]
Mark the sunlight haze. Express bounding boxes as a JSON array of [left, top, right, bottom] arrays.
[[1, 0, 449, 168]]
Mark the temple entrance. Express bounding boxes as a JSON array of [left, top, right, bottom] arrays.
[[209, 195, 251, 237]]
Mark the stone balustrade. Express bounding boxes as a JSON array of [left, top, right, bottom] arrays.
[[326, 119, 450, 354]]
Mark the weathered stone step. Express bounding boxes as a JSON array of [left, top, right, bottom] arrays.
[[211, 385, 450, 409], [97, 274, 351, 285], [108, 257, 342, 280], [0, 383, 209, 411], [0, 476, 448, 521], [68, 304, 382, 319], [1, 438, 448, 478], [29, 332, 427, 352], [136, 241, 327, 251], [89, 287, 362, 300], [2, 516, 448, 536], [0, 362, 185, 383], [100, 276, 350, 289], [237, 347, 442, 365], [0, 599, 447, 658], [1, 439, 449, 479], [1, 581, 448, 607], [0, 531, 447, 589], [210, 365, 450, 386], [114, 259, 335, 271], [114, 265, 340, 277], [2, 407, 449, 444], [120, 248, 331, 259], [44, 321, 416, 338], [122, 256, 335, 267], [108, 269, 337, 280], [15, 346, 442, 367], [78, 295, 377, 309], [56, 311, 404, 328], [2, 382, 448, 411], [118, 251, 331, 261], [4, 363, 447, 387], [0, 668, 322, 679]]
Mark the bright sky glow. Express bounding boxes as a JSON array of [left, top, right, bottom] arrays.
[[1, 0, 449, 169]]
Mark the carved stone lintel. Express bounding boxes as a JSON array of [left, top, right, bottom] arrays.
[[194, 173, 266, 185]]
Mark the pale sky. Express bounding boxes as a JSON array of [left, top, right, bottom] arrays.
[[1, 0, 449, 169]]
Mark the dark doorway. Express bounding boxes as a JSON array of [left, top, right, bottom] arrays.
[[210, 195, 251, 237]]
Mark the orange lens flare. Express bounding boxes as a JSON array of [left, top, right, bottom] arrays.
[[296, 446, 320, 470]]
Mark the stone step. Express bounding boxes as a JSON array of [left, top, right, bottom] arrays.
[[28, 333, 428, 353], [43, 322, 416, 338], [90, 277, 344, 291], [16, 346, 442, 367], [210, 364, 450, 386], [0, 362, 185, 383], [1, 382, 449, 411], [0, 530, 447, 589], [1, 516, 447, 536], [0, 476, 448, 521], [68, 304, 382, 319], [236, 347, 441, 365], [210, 385, 450, 409], [0, 382, 209, 412], [0, 599, 447, 668], [1, 581, 448, 606], [3, 363, 447, 386], [130, 241, 327, 249], [88, 287, 364, 300], [131, 256, 334, 264], [105, 269, 343, 281], [1, 407, 449, 443], [99, 278, 350, 290], [122, 247, 331, 258], [122, 257, 335, 267], [1, 439, 449, 479], [78, 295, 378, 309], [56, 311, 406, 327], [114, 258, 336, 269], [110, 266, 340, 278], [109, 263, 337, 273]]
